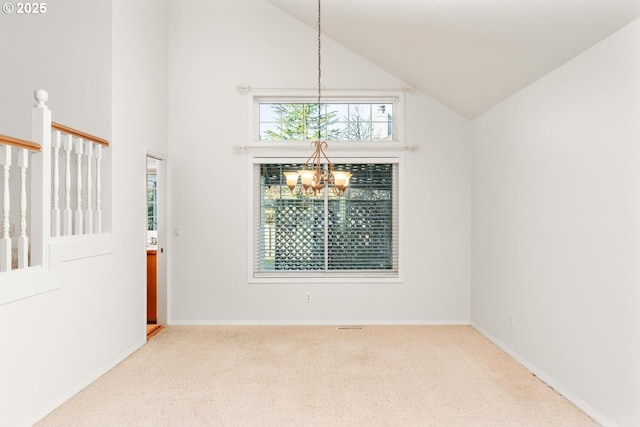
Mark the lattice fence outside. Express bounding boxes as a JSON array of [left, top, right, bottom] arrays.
[[274, 201, 324, 270], [274, 200, 392, 270], [327, 200, 392, 270]]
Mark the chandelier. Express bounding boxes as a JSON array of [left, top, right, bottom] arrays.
[[283, 0, 351, 196]]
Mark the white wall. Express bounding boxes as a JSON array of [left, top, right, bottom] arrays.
[[5, 1, 635, 425], [0, 0, 168, 425], [0, 0, 111, 140], [471, 17, 640, 427], [167, 0, 471, 324]]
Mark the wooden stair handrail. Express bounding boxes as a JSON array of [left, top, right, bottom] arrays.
[[52, 122, 109, 146], [0, 134, 41, 152]]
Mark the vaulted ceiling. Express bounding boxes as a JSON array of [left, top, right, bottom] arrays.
[[266, 0, 640, 118]]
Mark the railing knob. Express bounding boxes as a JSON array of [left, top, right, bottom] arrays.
[[34, 89, 49, 107]]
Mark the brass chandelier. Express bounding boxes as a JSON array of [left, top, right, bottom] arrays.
[[283, 0, 351, 196]]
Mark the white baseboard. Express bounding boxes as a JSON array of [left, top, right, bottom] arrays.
[[471, 321, 614, 427], [24, 337, 146, 427], [168, 319, 471, 326]]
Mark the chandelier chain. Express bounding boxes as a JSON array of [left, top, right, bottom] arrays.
[[317, 0, 322, 134]]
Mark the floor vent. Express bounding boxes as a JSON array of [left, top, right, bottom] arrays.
[[336, 326, 364, 330]]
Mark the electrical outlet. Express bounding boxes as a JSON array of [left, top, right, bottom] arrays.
[[510, 314, 515, 327], [305, 292, 312, 303]]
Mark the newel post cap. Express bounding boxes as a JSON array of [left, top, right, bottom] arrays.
[[34, 89, 49, 108]]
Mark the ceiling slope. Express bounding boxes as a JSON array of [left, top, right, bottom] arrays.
[[266, 0, 640, 118]]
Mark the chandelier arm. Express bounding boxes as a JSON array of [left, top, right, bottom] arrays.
[[303, 144, 318, 167], [317, 141, 332, 166]]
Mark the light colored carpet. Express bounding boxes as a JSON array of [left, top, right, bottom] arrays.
[[36, 325, 596, 426]]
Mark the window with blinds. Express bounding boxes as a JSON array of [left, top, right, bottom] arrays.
[[254, 162, 399, 278]]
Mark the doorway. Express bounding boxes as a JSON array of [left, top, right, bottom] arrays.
[[146, 155, 167, 334]]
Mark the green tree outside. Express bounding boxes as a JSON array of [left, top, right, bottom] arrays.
[[263, 103, 341, 141]]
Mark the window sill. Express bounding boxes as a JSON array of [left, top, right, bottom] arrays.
[[249, 276, 402, 285]]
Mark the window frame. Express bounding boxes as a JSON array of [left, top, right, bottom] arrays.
[[246, 89, 406, 284], [250, 89, 404, 147], [250, 157, 401, 283]]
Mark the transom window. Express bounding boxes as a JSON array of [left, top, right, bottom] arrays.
[[258, 101, 395, 142]]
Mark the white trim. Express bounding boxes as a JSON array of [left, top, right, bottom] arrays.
[[247, 88, 406, 147], [234, 143, 419, 152], [244, 88, 407, 285], [248, 156, 402, 284], [145, 151, 168, 326], [471, 322, 613, 427], [250, 277, 404, 285], [239, 86, 412, 94], [170, 319, 471, 326], [251, 156, 401, 164]]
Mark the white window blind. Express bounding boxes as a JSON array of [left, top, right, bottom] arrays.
[[253, 162, 399, 279]]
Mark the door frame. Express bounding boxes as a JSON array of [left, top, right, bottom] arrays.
[[146, 153, 167, 325]]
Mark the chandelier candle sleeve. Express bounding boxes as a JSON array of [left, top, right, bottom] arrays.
[[300, 170, 315, 190], [283, 171, 299, 191], [333, 171, 351, 191]]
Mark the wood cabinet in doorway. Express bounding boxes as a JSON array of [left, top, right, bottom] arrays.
[[147, 249, 157, 323]]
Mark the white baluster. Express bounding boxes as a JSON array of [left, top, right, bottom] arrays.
[[51, 130, 61, 237], [0, 145, 11, 272], [84, 141, 93, 234], [95, 144, 102, 234], [17, 148, 29, 268], [74, 137, 83, 235], [63, 134, 72, 236]]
